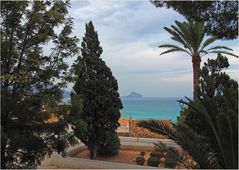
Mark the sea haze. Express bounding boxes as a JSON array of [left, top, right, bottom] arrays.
[[120, 97, 182, 120]]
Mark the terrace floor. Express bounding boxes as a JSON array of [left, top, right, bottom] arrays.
[[74, 148, 152, 165]]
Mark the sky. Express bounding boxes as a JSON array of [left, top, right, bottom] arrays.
[[66, 0, 238, 97]]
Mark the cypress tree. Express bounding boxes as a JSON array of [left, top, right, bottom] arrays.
[[71, 21, 122, 160]]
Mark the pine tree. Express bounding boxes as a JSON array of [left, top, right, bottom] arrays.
[[1, 1, 79, 168], [71, 21, 122, 160], [151, 1, 238, 40]]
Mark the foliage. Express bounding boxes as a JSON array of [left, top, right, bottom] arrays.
[[151, 1, 238, 39], [136, 156, 145, 165], [150, 151, 162, 158], [178, 55, 238, 168], [148, 142, 178, 168], [147, 156, 159, 167], [1, 1, 78, 168], [159, 20, 237, 57], [139, 120, 218, 168], [179, 92, 238, 168], [199, 54, 238, 98], [178, 54, 238, 139], [149, 141, 195, 168], [162, 144, 182, 168], [158, 20, 237, 99], [67, 94, 88, 139], [70, 21, 122, 160], [97, 132, 120, 157], [136, 152, 145, 165], [138, 55, 238, 169]]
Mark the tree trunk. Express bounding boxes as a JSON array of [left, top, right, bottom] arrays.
[[90, 145, 98, 160], [192, 55, 201, 100]]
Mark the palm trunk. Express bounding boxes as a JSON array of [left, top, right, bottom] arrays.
[[192, 55, 201, 100]]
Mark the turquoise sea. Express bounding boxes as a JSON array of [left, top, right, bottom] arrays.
[[120, 97, 182, 120]]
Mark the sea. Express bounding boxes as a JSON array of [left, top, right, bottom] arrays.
[[120, 97, 182, 120]]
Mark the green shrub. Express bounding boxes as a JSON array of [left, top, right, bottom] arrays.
[[165, 159, 178, 168], [147, 142, 180, 168], [150, 151, 162, 157], [97, 132, 120, 156], [147, 156, 159, 167], [136, 156, 145, 165]]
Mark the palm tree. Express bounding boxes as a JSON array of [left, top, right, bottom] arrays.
[[138, 55, 238, 168], [159, 20, 238, 100], [138, 90, 238, 169], [138, 120, 219, 169]]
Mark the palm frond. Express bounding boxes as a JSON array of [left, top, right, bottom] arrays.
[[160, 20, 237, 60], [224, 90, 238, 168], [171, 37, 193, 54], [159, 48, 190, 56], [138, 120, 220, 168], [188, 21, 198, 52], [194, 22, 205, 53], [216, 112, 235, 168], [164, 27, 183, 43], [170, 25, 193, 53], [200, 37, 218, 51], [207, 46, 233, 51], [164, 27, 189, 50], [159, 44, 183, 49], [154, 142, 197, 169], [207, 51, 239, 58], [175, 21, 195, 52], [137, 120, 176, 139], [159, 44, 191, 56], [175, 122, 220, 169], [199, 50, 208, 56], [180, 97, 238, 168], [180, 98, 224, 155]]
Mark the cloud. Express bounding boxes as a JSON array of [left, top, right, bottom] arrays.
[[67, 0, 238, 97], [72, 0, 123, 22]]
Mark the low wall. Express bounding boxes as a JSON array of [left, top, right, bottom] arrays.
[[66, 144, 87, 157], [118, 119, 171, 139], [51, 154, 159, 169], [39, 137, 179, 169], [119, 136, 179, 149]]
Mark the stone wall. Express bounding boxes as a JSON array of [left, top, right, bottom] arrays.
[[129, 120, 170, 139], [118, 119, 171, 139]]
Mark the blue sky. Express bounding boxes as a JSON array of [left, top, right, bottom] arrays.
[[67, 0, 238, 97]]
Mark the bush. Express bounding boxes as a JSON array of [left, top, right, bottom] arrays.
[[150, 151, 162, 157], [136, 156, 145, 165], [165, 159, 178, 168], [147, 156, 159, 167], [97, 132, 120, 156], [147, 142, 180, 168]]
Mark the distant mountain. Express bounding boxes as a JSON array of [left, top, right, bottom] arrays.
[[123, 92, 143, 98]]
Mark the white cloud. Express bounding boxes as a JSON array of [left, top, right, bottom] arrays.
[[71, 0, 126, 22], [67, 0, 238, 97]]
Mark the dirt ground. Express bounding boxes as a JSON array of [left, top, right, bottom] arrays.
[[74, 148, 152, 165]]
